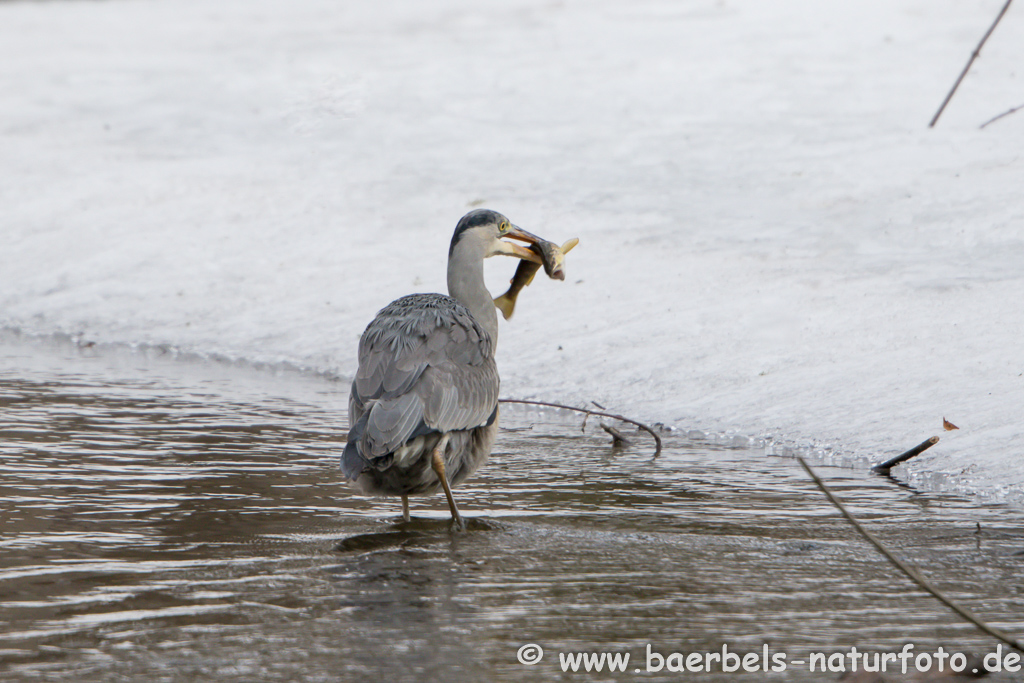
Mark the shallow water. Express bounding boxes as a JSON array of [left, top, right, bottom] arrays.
[[1, 341, 1023, 682]]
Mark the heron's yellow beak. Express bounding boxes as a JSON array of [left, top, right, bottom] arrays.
[[492, 225, 546, 263]]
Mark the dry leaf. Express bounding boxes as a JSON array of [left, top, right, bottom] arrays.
[[943, 417, 959, 431]]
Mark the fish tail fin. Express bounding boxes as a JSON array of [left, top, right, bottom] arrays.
[[493, 294, 516, 320]]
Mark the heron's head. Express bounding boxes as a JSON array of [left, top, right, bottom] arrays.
[[449, 209, 546, 265]]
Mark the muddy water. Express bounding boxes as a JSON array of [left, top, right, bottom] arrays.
[[1, 341, 1023, 682]]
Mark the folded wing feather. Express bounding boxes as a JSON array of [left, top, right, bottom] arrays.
[[346, 294, 498, 467]]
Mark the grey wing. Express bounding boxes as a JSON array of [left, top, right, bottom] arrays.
[[348, 295, 498, 461]]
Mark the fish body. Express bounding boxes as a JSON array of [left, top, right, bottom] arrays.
[[494, 237, 577, 320], [494, 259, 542, 321]]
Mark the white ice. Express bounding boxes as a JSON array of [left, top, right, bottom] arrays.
[[2, 0, 1022, 500]]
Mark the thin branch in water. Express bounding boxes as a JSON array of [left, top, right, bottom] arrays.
[[929, 0, 1014, 128], [499, 398, 662, 457], [600, 422, 631, 448], [871, 436, 939, 474], [798, 457, 1024, 655], [980, 101, 1024, 129]]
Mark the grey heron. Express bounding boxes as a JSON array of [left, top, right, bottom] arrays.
[[341, 209, 558, 527]]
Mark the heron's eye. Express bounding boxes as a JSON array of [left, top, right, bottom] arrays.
[[499, 221, 510, 233]]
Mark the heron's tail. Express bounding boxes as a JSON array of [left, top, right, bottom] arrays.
[[341, 412, 371, 480]]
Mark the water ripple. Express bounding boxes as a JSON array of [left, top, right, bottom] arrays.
[[1, 342, 1022, 681]]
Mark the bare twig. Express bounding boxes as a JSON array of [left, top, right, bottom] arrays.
[[499, 398, 662, 457], [871, 436, 940, 474], [600, 422, 631, 447], [798, 457, 1024, 655], [929, 0, 1014, 128], [980, 101, 1024, 129]]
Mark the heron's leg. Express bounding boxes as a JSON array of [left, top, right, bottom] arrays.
[[429, 433, 462, 528], [401, 495, 410, 522]]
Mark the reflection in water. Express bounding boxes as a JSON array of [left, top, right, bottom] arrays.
[[1, 342, 1023, 682]]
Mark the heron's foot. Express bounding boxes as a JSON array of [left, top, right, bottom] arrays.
[[448, 513, 466, 532], [440, 485, 464, 530], [401, 495, 410, 523]]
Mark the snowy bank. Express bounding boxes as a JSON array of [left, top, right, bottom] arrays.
[[2, 0, 1023, 501]]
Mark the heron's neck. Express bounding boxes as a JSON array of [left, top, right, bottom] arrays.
[[447, 237, 499, 348]]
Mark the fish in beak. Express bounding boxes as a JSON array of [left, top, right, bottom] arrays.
[[490, 225, 548, 263], [494, 237, 578, 320]]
